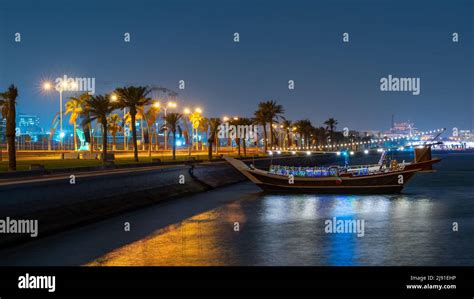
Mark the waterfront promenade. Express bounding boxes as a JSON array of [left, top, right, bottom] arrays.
[[0, 153, 337, 248]]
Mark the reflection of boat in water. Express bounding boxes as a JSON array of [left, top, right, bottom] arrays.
[[224, 147, 441, 194]]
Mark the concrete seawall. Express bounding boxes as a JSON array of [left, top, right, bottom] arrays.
[[0, 154, 336, 247]]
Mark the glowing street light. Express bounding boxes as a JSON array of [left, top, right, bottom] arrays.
[[43, 80, 68, 150], [43, 82, 52, 90]]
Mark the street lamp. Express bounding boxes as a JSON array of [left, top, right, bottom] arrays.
[[43, 80, 69, 150]]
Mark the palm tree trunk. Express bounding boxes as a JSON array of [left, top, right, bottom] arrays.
[[148, 130, 152, 157], [112, 133, 117, 151], [172, 132, 176, 160], [73, 122, 77, 151], [236, 138, 241, 156], [269, 121, 274, 147], [141, 119, 145, 151], [102, 121, 107, 163], [89, 123, 94, 153], [131, 112, 139, 162], [263, 125, 268, 152], [208, 139, 213, 160], [6, 100, 16, 171]]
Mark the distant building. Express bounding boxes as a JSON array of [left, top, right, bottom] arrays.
[[385, 121, 418, 138], [450, 129, 474, 142], [17, 113, 42, 135]]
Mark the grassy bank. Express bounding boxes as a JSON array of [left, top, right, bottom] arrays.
[[0, 152, 260, 172]]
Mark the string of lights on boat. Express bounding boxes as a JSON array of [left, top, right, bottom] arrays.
[[268, 128, 446, 156]]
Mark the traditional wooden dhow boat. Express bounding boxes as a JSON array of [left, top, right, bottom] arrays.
[[224, 147, 441, 194]]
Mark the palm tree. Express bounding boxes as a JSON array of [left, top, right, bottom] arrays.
[[137, 105, 161, 156], [239, 117, 254, 157], [207, 118, 221, 160], [143, 105, 161, 153], [199, 117, 209, 150], [0, 85, 18, 171], [82, 94, 115, 163], [253, 110, 268, 152], [294, 119, 312, 148], [107, 114, 122, 151], [65, 94, 86, 151], [160, 113, 182, 160], [281, 119, 293, 148], [324, 118, 338, 143], [114, 86, 152, 162], [310, 126, 327, 147], [257, 100, 284, 148], [229, 118, 242, 156]]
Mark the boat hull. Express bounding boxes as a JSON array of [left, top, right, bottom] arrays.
[[247, 168, 418, 194], [222, 156, 440, 195]]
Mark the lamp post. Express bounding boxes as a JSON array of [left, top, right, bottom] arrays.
[[43, 80, 69, 151]]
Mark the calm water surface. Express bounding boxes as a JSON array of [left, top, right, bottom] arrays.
[[89, 152, 474, 266]]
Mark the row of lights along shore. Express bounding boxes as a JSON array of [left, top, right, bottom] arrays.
[[268, 128, 445, 156]]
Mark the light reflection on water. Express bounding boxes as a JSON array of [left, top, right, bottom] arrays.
[[88, 154, 474, 266], [87, 194, 465, 266]]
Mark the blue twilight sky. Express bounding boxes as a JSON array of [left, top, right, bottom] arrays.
[[0, 0, 472, 132]]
